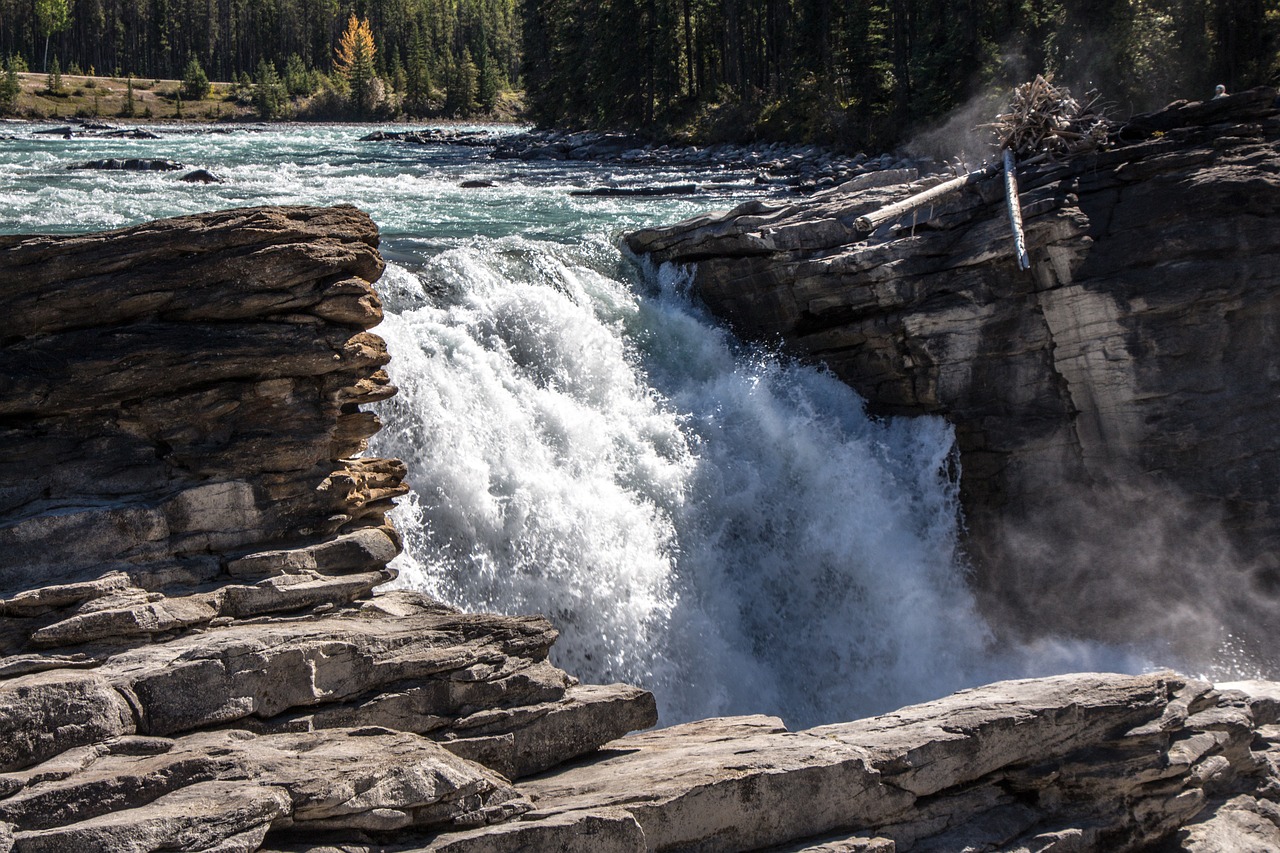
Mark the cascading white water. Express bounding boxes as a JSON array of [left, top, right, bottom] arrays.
[[371, 236, 1013, 726]]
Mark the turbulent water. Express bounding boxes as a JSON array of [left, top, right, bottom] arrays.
[[1, 122, 1149, 726]]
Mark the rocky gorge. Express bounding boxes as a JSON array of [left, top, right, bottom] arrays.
[[3, 104, 1280, 851], [627, 87, 1280, 669]]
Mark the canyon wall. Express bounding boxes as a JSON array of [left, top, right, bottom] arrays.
[[626, 88, 1280, 661], [3, 203, 1280, 851]]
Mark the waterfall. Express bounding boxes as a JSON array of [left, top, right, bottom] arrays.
[[0, 123, 1161, 728], [371, 235, 1016, 727]]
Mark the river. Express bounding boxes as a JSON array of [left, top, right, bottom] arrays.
[[0, 122, 1149, 726]]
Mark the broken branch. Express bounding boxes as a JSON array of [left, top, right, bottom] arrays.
[[1003, 147, 1031, 271]]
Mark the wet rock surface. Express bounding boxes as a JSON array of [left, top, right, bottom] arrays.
[[625, 88, 1280, 656], [66, 157, 183, 171]]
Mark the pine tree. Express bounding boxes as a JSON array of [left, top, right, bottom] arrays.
[[254, 60, 285, 119], [0, 59, 19, 111], [404, 31, 431, 116], [476, 42, 501, 111], [283, 54, 314, 98], [45, 55, 63, 95], [444, 49, 477, 117], [121, 76, 135, 117], [181, 56, 210, 101]]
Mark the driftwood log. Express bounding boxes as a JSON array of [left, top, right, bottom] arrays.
[[853, 165, 996, 233], [1002, 148, 1031, 270]]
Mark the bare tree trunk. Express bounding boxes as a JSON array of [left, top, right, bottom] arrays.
[[1003, 148, 1031, 271], [682, 0, 695, 96], [853, 165, 997, 233]]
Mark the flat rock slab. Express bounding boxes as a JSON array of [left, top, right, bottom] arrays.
[[511, 672, 1268, 853], [3, 728, 528, 850], [521, 715, 911, 853]]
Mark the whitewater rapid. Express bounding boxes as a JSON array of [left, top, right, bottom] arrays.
[[367, 236, 1143, 726]]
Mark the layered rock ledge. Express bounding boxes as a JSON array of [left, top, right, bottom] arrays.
[[625, 88, 1280, 657], [6, 204, 1280, 852], [0, 206, 656, 850]]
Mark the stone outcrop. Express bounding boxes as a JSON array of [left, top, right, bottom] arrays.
[[625, 88, 1280, 658], [0, 205, 656, 850], [7, 203, 1280, 853], [255, 671, 1280, 852], [67, 157, 183, 170]]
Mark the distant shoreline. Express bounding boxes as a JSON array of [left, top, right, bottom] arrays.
[[1, 72, 525, 126]]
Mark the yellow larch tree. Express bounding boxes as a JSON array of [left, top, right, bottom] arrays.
[[334, 13, 380, 115]]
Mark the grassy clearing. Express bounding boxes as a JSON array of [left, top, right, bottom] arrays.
[[3, 72, 526, 124], [6, 72, 255, 122]]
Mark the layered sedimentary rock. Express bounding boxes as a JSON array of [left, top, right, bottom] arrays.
[[7, 202, 1280, 853], [625, 88, 1280, 656], [0, 206, 656, 850], [258, 671, 1280, 852]]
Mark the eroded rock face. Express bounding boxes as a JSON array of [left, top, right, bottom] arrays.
[[625, 88, 1280, 658], [0, 205, 657, 850], [7, 203, 1280, 853]]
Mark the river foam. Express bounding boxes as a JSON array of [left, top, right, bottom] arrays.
[[371, 239, 1099, 726]]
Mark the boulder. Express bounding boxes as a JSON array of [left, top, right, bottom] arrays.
[[180, 168, 224, 184]]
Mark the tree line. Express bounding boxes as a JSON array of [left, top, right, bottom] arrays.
[[1, 0, 1276, 142], [0, 0, 519, 116], [523, 0, 1280, 150]]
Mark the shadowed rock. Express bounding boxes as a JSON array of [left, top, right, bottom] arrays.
[[625, 87, 1280, 661]]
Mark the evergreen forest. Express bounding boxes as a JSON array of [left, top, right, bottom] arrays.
[[0, 0, 1277, 147], [0, 0, 519, 117], [523, 0, 1280, 149]]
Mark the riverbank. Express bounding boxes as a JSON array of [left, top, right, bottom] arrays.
[[0, 72, 524, 124]]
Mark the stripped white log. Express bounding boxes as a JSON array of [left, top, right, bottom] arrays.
[[853, 165, 996, 233], [1003, 147, 1031, 270]]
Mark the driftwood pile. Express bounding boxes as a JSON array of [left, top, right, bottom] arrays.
[[856, 76, 1111, 271], [984, 74, 1110, 162]]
